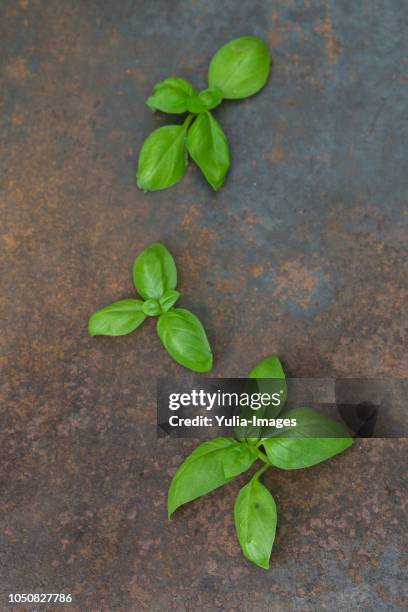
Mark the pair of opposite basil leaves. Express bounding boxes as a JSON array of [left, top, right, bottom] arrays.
[[88, 243, 212, 372], [136, 36, 271, 192], [168, 356, 353, 570]]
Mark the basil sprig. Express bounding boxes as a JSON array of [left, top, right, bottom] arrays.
[[137, 36, 271, 192], [88, 243, 213, 373], [168, 356, 353, 569]]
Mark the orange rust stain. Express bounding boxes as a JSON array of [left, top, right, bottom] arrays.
[[3, 234, 19, 249], [275, 260, 319, 308], [241, 209, 258, 226], [262, 146, 285, 163], [251, 265, 266, 278], [178, 221, 216, 279], [314, 13, 339, 65], [79, 546, 93, 559], [6, 58, 29, 80], [268, 9, 283, 48], [178, 252, 210, 282], [125, 67, 148, 82], [262, 122, 287, 165], [214, 276, 241, 294], [181, 204, 201, 230], [200, 226, 217, 243], [10, 114, 24, 125]]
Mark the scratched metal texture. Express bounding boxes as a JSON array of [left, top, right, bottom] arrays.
[[1, 0, 407, 610]]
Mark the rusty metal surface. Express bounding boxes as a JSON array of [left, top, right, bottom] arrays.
[[1, 0, 407, 610]]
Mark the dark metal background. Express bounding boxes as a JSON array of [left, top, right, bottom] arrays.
[[1, 1, 407, 609]]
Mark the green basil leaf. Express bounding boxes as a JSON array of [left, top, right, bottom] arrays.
[[187, 111, 230, 190], [262, 407, 353, 470], [186, 88, 223, 113], [234, 475, 277, 569], [168, 437, 240, 518], [159, 289, 180, 312], [136, 123, 189, 191], [222, 443, 258, 479], [88, 299, 146, 336], [157, 307, 213, 372], [236, 356, 287, 441], [248, 355, 285, 380], [249, 355, 287, 416], [133, 243, 177, 300], [208, 36, 271, 99], [142, 298, 161, 316], [146, 77, 197, 114]]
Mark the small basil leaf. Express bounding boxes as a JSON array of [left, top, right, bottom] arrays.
[[198, 87, 223, 109], [168, 437, 240, 518], [88, 299, 146, 336], [147, 77, 197, 114], [187, 111, 230, 190], [248, 355, 285, 380], [186, 88, 223, 113], [159, 289, 180, 312], [186, 96, 207, 114], [142, 298, 161, 316], [133, 243, 177, 301], [262, 407, 353, 470], [249, 355, 287, 417], [222, 443, 258, 479], [136, 124, 188, 191], [157, 307, 213, 372], [208, 36, 271, 99], [236, 356, 287, 441], [234, 476, 277, 569]]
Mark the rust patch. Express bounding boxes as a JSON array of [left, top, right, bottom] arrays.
[[181, 203, 201, 230], [10, 114, 24, 125], [6, 57, 29, 80], [214, 276, 242, 294], [124, 67, 148, 82], [275, 260, 319, 308], [251, 265, 266, 278], [268, 9, 283, 48], [314, 12, 339, 65], [2, 234, 19, 250], [262, 122, 287, 165], [262, 145, 285, 163]]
